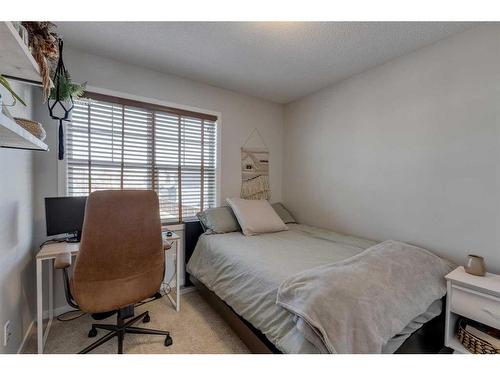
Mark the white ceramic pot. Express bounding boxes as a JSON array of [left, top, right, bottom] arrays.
[[48, 99, 73, 121], [465, 254, 486, 276]]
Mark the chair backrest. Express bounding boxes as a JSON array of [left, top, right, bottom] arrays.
[[71, 190, 164, 313]]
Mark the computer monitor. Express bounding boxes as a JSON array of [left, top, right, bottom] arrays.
[[45, 196, 87, 242]]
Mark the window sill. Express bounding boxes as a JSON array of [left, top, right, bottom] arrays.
[[162, 223, 185, 231]]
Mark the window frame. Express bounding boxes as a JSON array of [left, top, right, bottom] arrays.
[[58, 87, 222, 224]]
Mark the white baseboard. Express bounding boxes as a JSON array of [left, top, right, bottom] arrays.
[[180, 286, 196, 295], [15, 305, 74, 354], [17, 320, 34, 354], [42, 304, 74, 320]]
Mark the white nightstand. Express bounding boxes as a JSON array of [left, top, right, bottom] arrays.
[[444, 266, 500, 353]]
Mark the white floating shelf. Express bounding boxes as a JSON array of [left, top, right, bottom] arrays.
[[0, 21, 49, 151], [0, 21, 43, 84], [0, 111, 48, 151]]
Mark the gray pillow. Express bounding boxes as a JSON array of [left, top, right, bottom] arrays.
[[197, 206, 241, 234], [272, 203, 296, 224], [226, 198, 288, 236]]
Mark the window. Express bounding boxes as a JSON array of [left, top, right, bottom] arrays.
[[66, 92, 217, 223]]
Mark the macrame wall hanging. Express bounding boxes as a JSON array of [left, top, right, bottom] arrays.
[[48, 39, 74, 160], [240, 128, 271, 200]]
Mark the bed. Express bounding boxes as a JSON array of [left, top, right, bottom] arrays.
[[185, 220, 447, 354]]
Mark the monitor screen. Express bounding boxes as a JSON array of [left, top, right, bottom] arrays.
[[45, 196, 87, 238]]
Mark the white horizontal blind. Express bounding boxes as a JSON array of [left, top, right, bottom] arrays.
[[67, 95, 217, 223]]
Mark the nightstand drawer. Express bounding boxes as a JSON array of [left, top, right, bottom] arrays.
[[450, 285, 500, 330]]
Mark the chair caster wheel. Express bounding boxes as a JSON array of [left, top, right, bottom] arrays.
[[142, 314, 150, 323], [164, 335, 173, 347], [88, 328, 97, 338]]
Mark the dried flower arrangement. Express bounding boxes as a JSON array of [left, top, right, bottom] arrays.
[[21, 21, 59, 99], [20, 22, 86, 103]]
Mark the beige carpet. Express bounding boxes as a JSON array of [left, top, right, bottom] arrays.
[[23, 291, 250, 354]]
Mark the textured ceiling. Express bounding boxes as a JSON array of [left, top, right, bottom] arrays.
[[56, 22, 476, 103]]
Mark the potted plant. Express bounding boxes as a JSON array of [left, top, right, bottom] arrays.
[[0, 74, 27, 108], [47, 38, 86, 160], [48, 71, 86, 121], [1, 75, 47, 141]]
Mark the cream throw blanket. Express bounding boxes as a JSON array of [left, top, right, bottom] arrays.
[[276, 240, 454, 353]]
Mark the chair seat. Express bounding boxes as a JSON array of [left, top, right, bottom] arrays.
[[71, 263, 164, 313]]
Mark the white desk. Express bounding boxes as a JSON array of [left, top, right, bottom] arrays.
[[162, 233, 182, 312], [35, 232, 180, 354]]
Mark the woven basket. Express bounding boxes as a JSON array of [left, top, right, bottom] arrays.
[[14, 118, 46, 141], [457, 319, 500, 354]]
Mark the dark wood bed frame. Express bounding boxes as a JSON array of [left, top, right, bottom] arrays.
[[184, 219, 447, 354]]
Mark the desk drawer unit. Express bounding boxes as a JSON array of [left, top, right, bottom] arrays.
[[450, 285, 500, 330]]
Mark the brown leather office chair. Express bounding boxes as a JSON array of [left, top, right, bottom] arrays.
[[55, 190, 172, 354]]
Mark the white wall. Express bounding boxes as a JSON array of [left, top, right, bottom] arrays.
[[283, 24, 500, 273], [0, 81, 35, 353], [32, 48, 284, 310]]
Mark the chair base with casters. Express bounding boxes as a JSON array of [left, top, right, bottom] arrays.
[[81, 306, 173, 354], [56, 254, 173, 354]]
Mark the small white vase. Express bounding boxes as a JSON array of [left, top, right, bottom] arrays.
[[0, 95, 15, 120]]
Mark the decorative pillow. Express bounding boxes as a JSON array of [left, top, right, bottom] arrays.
[[272, 203, 297, 224], [226, 197, 288, 236], [197, 206, 241, 234]]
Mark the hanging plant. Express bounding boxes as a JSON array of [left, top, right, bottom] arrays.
[[48, 39, 85, 160], [49, 71, 86, 102]]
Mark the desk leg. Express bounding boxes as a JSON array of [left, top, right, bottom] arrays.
[[43, 259, 54, 346], [48, 259, 53, 320], [36, 258, 43, 354], [175, 240, 180, 312]]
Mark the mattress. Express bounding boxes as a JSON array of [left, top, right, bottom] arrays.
[[186, 223, 442, 353]]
